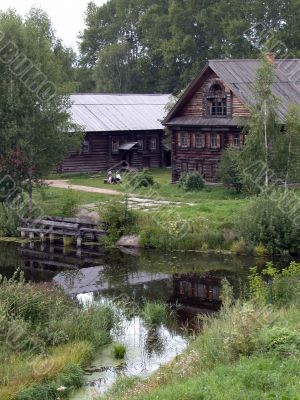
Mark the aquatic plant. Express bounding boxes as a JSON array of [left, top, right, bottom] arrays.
[[141, 302, 169, 327], [113, 343, 127, 359]]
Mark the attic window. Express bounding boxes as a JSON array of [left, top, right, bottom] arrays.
[[207, 83, 227, 117]]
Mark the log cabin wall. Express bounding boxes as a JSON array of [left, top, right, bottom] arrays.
[[172, 129, 245, 182], [60, 130, 163, 173], [61, 132, 108, 173], [170, 67, 249, 182]]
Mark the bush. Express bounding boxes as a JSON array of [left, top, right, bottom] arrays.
[[100, 197, 137, 244], [128, 169, 155, 189], [113, 343, 126, 359], [0, 203, 20, 237], [249, 261, 300, 306], [217, 145, 243, 193], [178, 172, 205, 192], [230, 239, 249, 255], [60, 189, 80, 217], [236, 190, 300, 254], [253, 243, 269, 257]]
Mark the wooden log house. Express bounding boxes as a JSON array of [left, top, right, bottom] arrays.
[[60, 94, 170, 173], [163, 53, 300, 182]]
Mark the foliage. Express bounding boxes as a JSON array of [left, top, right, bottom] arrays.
[[0, 203, 20, 237], [282, 104, 300, 185], [239, 55, 282, 191], [141, 302, 169, 327], [230, 239, 249, 255], [235, 190, 300, 254], [0, 9, 83, 208], [253, 243, 269, 257], [60, 189, 80, 217], [128, 169, 155, 189], [113, 343, 127, 360], [79, 0, 295, 94], [178, 172, 205, 192], [249, 261, 300, 306], [17, 364, 84, 400], [100, 197, 137, 244], [217, 145, 243, 193]]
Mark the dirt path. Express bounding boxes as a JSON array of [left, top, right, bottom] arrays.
[[45, 180, 122, 196], [46, 179, 191, 211]]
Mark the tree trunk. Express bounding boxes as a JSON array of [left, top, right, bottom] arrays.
[[264, 101, 269, 187], [28, 168, 33, 216], [284, 136, 292, 192]]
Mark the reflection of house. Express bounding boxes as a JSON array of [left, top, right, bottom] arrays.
[[60, 94, 170, 173], [54, 266, 169, 295], [170, 273, 222, 311], [163, 53, 300, 182]]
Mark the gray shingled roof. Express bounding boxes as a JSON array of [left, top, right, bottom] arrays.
[[164, 59, 300, 125], [70, 93, 170, 132], [210, 59, 300, 121]]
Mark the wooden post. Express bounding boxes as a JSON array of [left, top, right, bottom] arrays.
[[29, 232, 34, 241], [49, 233, 54, 245], [21, 231, 26, 239], [40, 233, 45, 242], [76, 235, 82, 248]]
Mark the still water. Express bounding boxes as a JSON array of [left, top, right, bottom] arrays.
[[0, 241, 287, 398]]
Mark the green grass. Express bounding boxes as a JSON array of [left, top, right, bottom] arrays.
[[0, 274, 115, 399], [49, 169, 245, 203], [32, 187, 112, 216]]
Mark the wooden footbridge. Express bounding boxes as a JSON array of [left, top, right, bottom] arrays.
[[18, 217, 106, 249]]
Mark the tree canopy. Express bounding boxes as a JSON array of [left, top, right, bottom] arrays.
[[78, 0, 300, 94], [0, 9, 83, 208]]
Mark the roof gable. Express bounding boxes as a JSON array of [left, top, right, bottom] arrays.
[[164, 59, 300, 124]]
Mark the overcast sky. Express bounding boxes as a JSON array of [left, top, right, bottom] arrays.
[[1, 0, 107, 50]]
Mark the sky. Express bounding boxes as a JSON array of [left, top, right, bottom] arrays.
[[1, 0, 107, 50]]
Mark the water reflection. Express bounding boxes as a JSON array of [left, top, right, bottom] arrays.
[[0, 241, 275, 398]]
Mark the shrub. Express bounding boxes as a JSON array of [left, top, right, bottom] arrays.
[[113, 343, 126, 359], [235, 190, 300, 254], [60, 189, 80, 217], [230, 239, 249, 255], [217, 145, 243, 193], [141, 302, 168, 327], [254, 243, 269, 257], [178, 172, 205, 192], [128, 169, 155, 189], [100, 197, 137, 244], [249, 261, 300, 306], [0, 203, 20, 237], [256, 326, 300, 355]]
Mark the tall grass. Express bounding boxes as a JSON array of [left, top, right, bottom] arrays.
[[0, 272, 116, 399]]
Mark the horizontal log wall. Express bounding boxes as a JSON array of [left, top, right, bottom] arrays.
[[172, 129, 244, 182], [61, 132, 108, 173], [60, 130, 163, 173]]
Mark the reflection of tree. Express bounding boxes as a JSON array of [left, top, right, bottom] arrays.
[[144, 327, 165, 357]]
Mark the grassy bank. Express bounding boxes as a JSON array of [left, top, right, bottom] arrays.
[[0, 272, 115, 400], [104, 262, 300, 400]]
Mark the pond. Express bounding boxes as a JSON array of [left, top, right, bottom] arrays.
[[0, 241, 291, 399]]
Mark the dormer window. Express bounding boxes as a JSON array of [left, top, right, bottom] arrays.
[[207, 83, 227, 116]]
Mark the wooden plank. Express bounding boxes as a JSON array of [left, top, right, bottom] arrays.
[[29, 220, 79, 229]]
